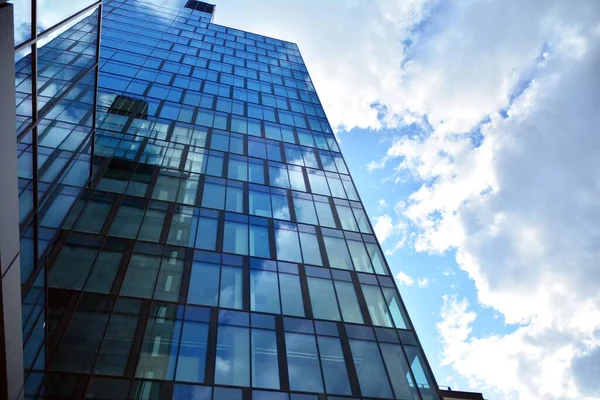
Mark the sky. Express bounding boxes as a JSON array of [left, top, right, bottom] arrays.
[[212, 1, 600, 399], [23, 0, 600, 398]]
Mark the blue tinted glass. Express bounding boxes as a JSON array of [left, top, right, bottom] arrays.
[[196, 216, 218, 251], [215, 326, 249, 386], [250, 224, 270, 258], [307, 278, 340, 321], [223, 221, 248, 255], [188, 262, 219, 306], [285, 333, 323, 393], [317, 336, 351, 395], [275, 228, 302, 263], [279, 274, 304, 317], [175, 322, 209, 383], [251, 329, 280, 389], [173, 385, 211, 400], [349, 340, 393, 399], [379, 343, 419, 400], [250, 269, 280, 314], [219, 265, 243, 309], [201, 182, 225, 209], [249, 190, 271, 217]]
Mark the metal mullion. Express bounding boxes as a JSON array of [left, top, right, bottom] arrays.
[[203, 307, 219, 385], [274, 315, 290, 391], [124, 298, 152, 378], [297, 264, 313, 319], [109, 239, 135, 295], [91, 2, 103, 180], [314, 226, 330, 269], [328, 198, 343, 231], [337, 322, 362, 398], [350, 272, 373, 326]]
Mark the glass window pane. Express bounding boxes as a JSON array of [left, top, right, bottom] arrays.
[[299, 232, 322, 266], [250, 224, 271, 258], [323, 236, 353, 270], [109, 203, 145, 238], [188, 262, 219, 306], [136, 309, 181, 380], [279, 274, 305, 317], [403, 345, 438, 399], [95, 314, 138, 376], [347, 240, 373, 273], [219, 265, 243, 309], [138, 209, 166, 242], [226, 186, 244, 213], [224, 221, 248, 255], [307, 174, 329, 196], [271, 194, 290, 220], [289, 170, 306, 192], [307, 277, 340, 321], [173, 385, 212, 400], [196, 216, 218, 251], [327, 177, 346, 199], [249, 190, 271, 217], [175, 321, 209, 383], [285, 333, 324, 393], [317, 336, 351, 395], [333, 281, 363, 324], [336, 206, 358, 232], [362, 285, 393, 327], [353, 208, 372, 234], [215, 326, 250, 386], [315, 202, 336, 228], [379, 343, 419, 400], [349, 340, 393, 399], [275, 228, 302, 263], [382, 288, 409, 329], [228, 159, 247, 181], [252, 329, 280, 389], [121, 254, 161, 298], [167, 209, 195, 247], [294, 198, 317, 225], [366, 243, 388, 275], [154, 256, 184, 302], [250, 269, 281, 314], [85, 250, 122, 293], [202, 182, 225, 209], [49, 245, 97, 290]]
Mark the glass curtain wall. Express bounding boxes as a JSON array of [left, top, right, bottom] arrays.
[[19, 1, 442, 399]]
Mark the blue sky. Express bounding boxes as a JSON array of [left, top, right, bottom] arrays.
[[213, 1, 600, 399], [25, 0, 600, 398]]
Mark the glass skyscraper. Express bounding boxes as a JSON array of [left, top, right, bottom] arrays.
[[2, 1, 442, 399]]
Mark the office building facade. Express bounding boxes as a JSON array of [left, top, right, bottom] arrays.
[[2, 1, 442, 399]]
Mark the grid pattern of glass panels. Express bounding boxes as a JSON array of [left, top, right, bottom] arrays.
[[20, 1, 442, 399]]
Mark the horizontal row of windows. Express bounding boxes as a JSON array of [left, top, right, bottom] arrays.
[[94, 126, 344, 173], [101, 15, 306, 74], [47, 235, 405, 329], [106, 1, 300, 55], [101, 21, 305, 74], [93, 143, 356, 200], [60, 190, 386, 275], [94, 168, 366, 232], [100, 54, 315, 96], [26, 289, 435, 398]]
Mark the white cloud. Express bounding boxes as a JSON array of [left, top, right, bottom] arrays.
[[372, 214, 394, 243], [378, 198, 388, 209], [418, 277, 429, 288], [396, 271, 415, 286]]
